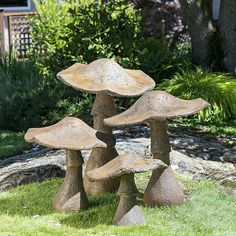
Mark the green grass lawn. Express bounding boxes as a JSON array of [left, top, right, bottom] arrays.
[[0, 177, 235, 236], [0, 130, 30, 159]]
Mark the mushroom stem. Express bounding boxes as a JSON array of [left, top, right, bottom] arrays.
[[143, 120, 185, 206], [53, 150, 88, 212], [150, 120, 171, 164], [92, 94, 117, 134], [84, 94, 120, 194], [113, 174, 139, 225]]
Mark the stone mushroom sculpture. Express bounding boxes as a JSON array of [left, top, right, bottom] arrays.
[[104, 91, 209, 206], [87, 153, 167, 226], [24, 117, 115, 212], [57, 58, 155, 194]]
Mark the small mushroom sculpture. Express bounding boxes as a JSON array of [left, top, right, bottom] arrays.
[[24, 117, 115, 212], [104, 91, 209, 206], [57, 58, 155, 194], [87, 153, 167, 226]]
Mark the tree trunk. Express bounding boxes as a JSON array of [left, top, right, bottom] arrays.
[[219, 0, 236, 74], [179, 0, 215, 67]]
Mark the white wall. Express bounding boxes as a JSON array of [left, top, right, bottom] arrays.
[[3, 16, 9, 51], [212, 0, 221, 20]]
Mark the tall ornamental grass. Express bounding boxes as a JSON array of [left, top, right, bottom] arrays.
[[158, 68, 236, 121]]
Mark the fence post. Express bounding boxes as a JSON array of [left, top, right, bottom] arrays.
[[0, 10, 5, 53]]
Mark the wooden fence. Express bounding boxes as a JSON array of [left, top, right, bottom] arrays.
[[0, 11, 35, 58]]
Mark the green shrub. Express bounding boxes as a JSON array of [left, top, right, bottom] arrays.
[[30, 0, 144, 116], [157, 68, 236, 121], [31, 0, 193, 82], [137, 38, 171, 82], [31, 0, 141, 74], [0, 52, 47, 131], [30, 0, 75, 74], [0, 51, 92, 132], [0, 130, 30, 158], [137, 39, 193, 83]]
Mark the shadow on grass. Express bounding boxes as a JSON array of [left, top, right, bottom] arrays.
[[60, 194, 118, 229], [0, 178, 119, 228]]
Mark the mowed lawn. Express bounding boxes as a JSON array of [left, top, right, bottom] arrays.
[[0, 175, 235, 236]]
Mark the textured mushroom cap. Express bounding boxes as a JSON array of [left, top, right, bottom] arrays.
[[104, 91, 210, 127], [57, 58, 155, 97], [25, 117, 115, 150], [87, 153, 167, 181]]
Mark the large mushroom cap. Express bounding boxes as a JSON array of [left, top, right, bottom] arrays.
[[87, 153, 167, 181], [57, 58, 155, 97], [25, 117, 115, 150], [104, 91, 210, 127]]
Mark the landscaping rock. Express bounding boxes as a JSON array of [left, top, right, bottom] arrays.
[[0, 150, 66, 192], [116, 205, 145, 226], [223, 152, 236, 163], [0, 165, 65, 192], [230, 189, 236, 196], [208, 172, 236, 188], [169, 150, 235, 181], [0, 125, 235, 192], [114, 125, 236, 164]]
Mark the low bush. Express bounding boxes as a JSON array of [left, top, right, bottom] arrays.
[[157, 68, 236, 121], [30, 0, 193, 84], [31, 0, 141, 74], [137, 39, 192, 83], [0, 130, 30, 158], [0, 52, 47, 131], [0, 51, 92, 132]]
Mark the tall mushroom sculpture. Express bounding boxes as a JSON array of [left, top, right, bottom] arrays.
[[57, 58, 155, 194], [87, 153, 167, 226], [24, 117, 115, 212], [104, 91, 209, 206]]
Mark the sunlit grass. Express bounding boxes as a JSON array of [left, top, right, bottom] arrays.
[[0, 177, 235, 236]]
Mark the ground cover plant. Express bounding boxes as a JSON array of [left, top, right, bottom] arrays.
[[0, 130, 30, 159], [0, 49, 93, 132], [0, 176, 235, 235], [171, 118, 236, 140]]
